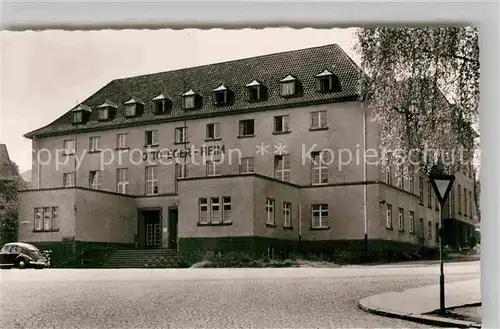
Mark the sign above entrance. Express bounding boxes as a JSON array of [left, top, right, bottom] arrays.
[[142, 144, 225, 161]]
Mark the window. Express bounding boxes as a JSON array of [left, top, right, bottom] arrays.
[[398, 207, 404, 231], [175, 163, 187, 179], [428, 181, 432, 208], [34, 208, 43, 231], [116, 168, 128, 194], [386, 204, 393, 229], [385, 154, 392, 185], [73, 110, 83, 123], [152, 94, 170, 114], [239, 119, 255, 137], [34, 207, 58, 232], [206, 123, 221, 140], [199, 197, 232, 225], [182, 89, 197, 109], [145, 130, 158, 146], [397, 165, 404, 189], [315, 70, 342, 93], [117, 133, 128, 149], [89, 170, 101, 190], [63, 140, 76, 155], [223, 197, 232, 223], [266, 198, 276, 225], [63, 172, 76, 187], [274, 154, 291, 182], [419, 218, 424, 238], [469, 190, 473, 218], [210, 197, 221, 224], [436, 223, 440, 243], [409, 166, 415, 193], [428, 221, 432, 241], [239, 157, 255, 174], [274, 115, 290, 133], [280, 75, 298, 97], [246, 80, 264, 102], [458, 185, 462, 213], [175, 127, 188, 143], [212, 85, 232, 106], [419, 177, 424, 204], [89, 136, 101, 152], [409, 211, 415, 233], [124, 98, 144, 117], [283, 202, 292, 227], [125, 105, 136, 117], [145, 166, 159, 195], [199, 198, 209, 224], [310, 111, 327, 129], [311, 204, 328, 228], [450, 187, 455, 215], [311, 151, 329, 184], [206, 160, 220, 176], [464, 187, 467, 216], [98, 108, 109, 120]]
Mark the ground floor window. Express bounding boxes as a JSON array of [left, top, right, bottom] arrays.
[[386, 204, 393, 229], [283, 202, 292, 227], [199, 196, 232, 224], [266, 198, 276, 225], [34, 207, 59, 232], [311, 204, 328, 228], [409, 211, 415, 233]]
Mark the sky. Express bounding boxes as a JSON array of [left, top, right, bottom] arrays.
[[0, 28, 360, 173]]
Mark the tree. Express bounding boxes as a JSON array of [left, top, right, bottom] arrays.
[[0, 161, 28, 244], [355, 27, 479, 175]]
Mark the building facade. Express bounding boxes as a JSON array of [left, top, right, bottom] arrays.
[[18, 44, 478, 264]]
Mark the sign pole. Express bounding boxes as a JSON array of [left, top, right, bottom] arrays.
[[439, 202, 445, 314]]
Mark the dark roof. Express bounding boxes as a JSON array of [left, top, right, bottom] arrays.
[[0, 144, 16, 181], [25, 44, 362, 139]]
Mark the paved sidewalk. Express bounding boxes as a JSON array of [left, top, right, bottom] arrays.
[[359, 279, 481, 328]]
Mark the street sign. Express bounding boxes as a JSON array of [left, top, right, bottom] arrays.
[[430, 174, 455, 206]]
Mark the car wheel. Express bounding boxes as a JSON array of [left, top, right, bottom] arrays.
[[16, 259, 27, 269]]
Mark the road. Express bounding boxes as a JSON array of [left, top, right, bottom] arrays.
[[1, 261, 479, 329]]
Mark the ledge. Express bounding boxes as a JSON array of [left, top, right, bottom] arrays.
[[174, 141, 190, 145], [204, 138, 222, 142], [88, 150, 101, 154], [33, 229, 60, 233], [283, 226, 294, 230], [237, 134, 255, 139], [309, 127, 329, 132], [197, 222, 232, 227], [309, 226, 329, 231], [272, 131, 291, 135], [265, 223, 277, 228]]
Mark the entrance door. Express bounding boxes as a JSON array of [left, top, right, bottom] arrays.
[[143, 211, 161, 249], [168, 208, 178, 250]]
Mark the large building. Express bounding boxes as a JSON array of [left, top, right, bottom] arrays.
[[18, 44, 478, 265]]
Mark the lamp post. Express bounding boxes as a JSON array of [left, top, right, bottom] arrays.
[[429, 172, 455, 315]]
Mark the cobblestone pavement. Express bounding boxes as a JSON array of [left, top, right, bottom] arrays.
[[0, 262, 479, 329]]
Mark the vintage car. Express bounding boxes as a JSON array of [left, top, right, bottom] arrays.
[[0, 242, 49, 269]]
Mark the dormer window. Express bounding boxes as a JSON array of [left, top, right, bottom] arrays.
[[71, 104, 92, 125], [280, 75, 302, 97], [182, 89, 202, 110], [97, 100, 118, 121], [245, 80, 267, 102], [212, 84, 234, 106], [152, 94, 172, 114], [315, 70, 342, 93], [124, 97, 145, 117]]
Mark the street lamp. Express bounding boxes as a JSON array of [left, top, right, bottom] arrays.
[[429, 171, 455, 315]]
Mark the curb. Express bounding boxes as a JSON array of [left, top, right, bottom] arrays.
[[358, 299, 481, 328]]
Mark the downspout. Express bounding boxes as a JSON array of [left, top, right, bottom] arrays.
[[298, 203, 302, 254], [34, 135, 41, 190], [362, 101, 368, 254]]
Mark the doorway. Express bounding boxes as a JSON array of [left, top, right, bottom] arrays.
[[168, 208, 178, 250], [138, 210, 162, 249]]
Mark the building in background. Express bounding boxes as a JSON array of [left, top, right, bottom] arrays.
[[18, 44, 478, 266]]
